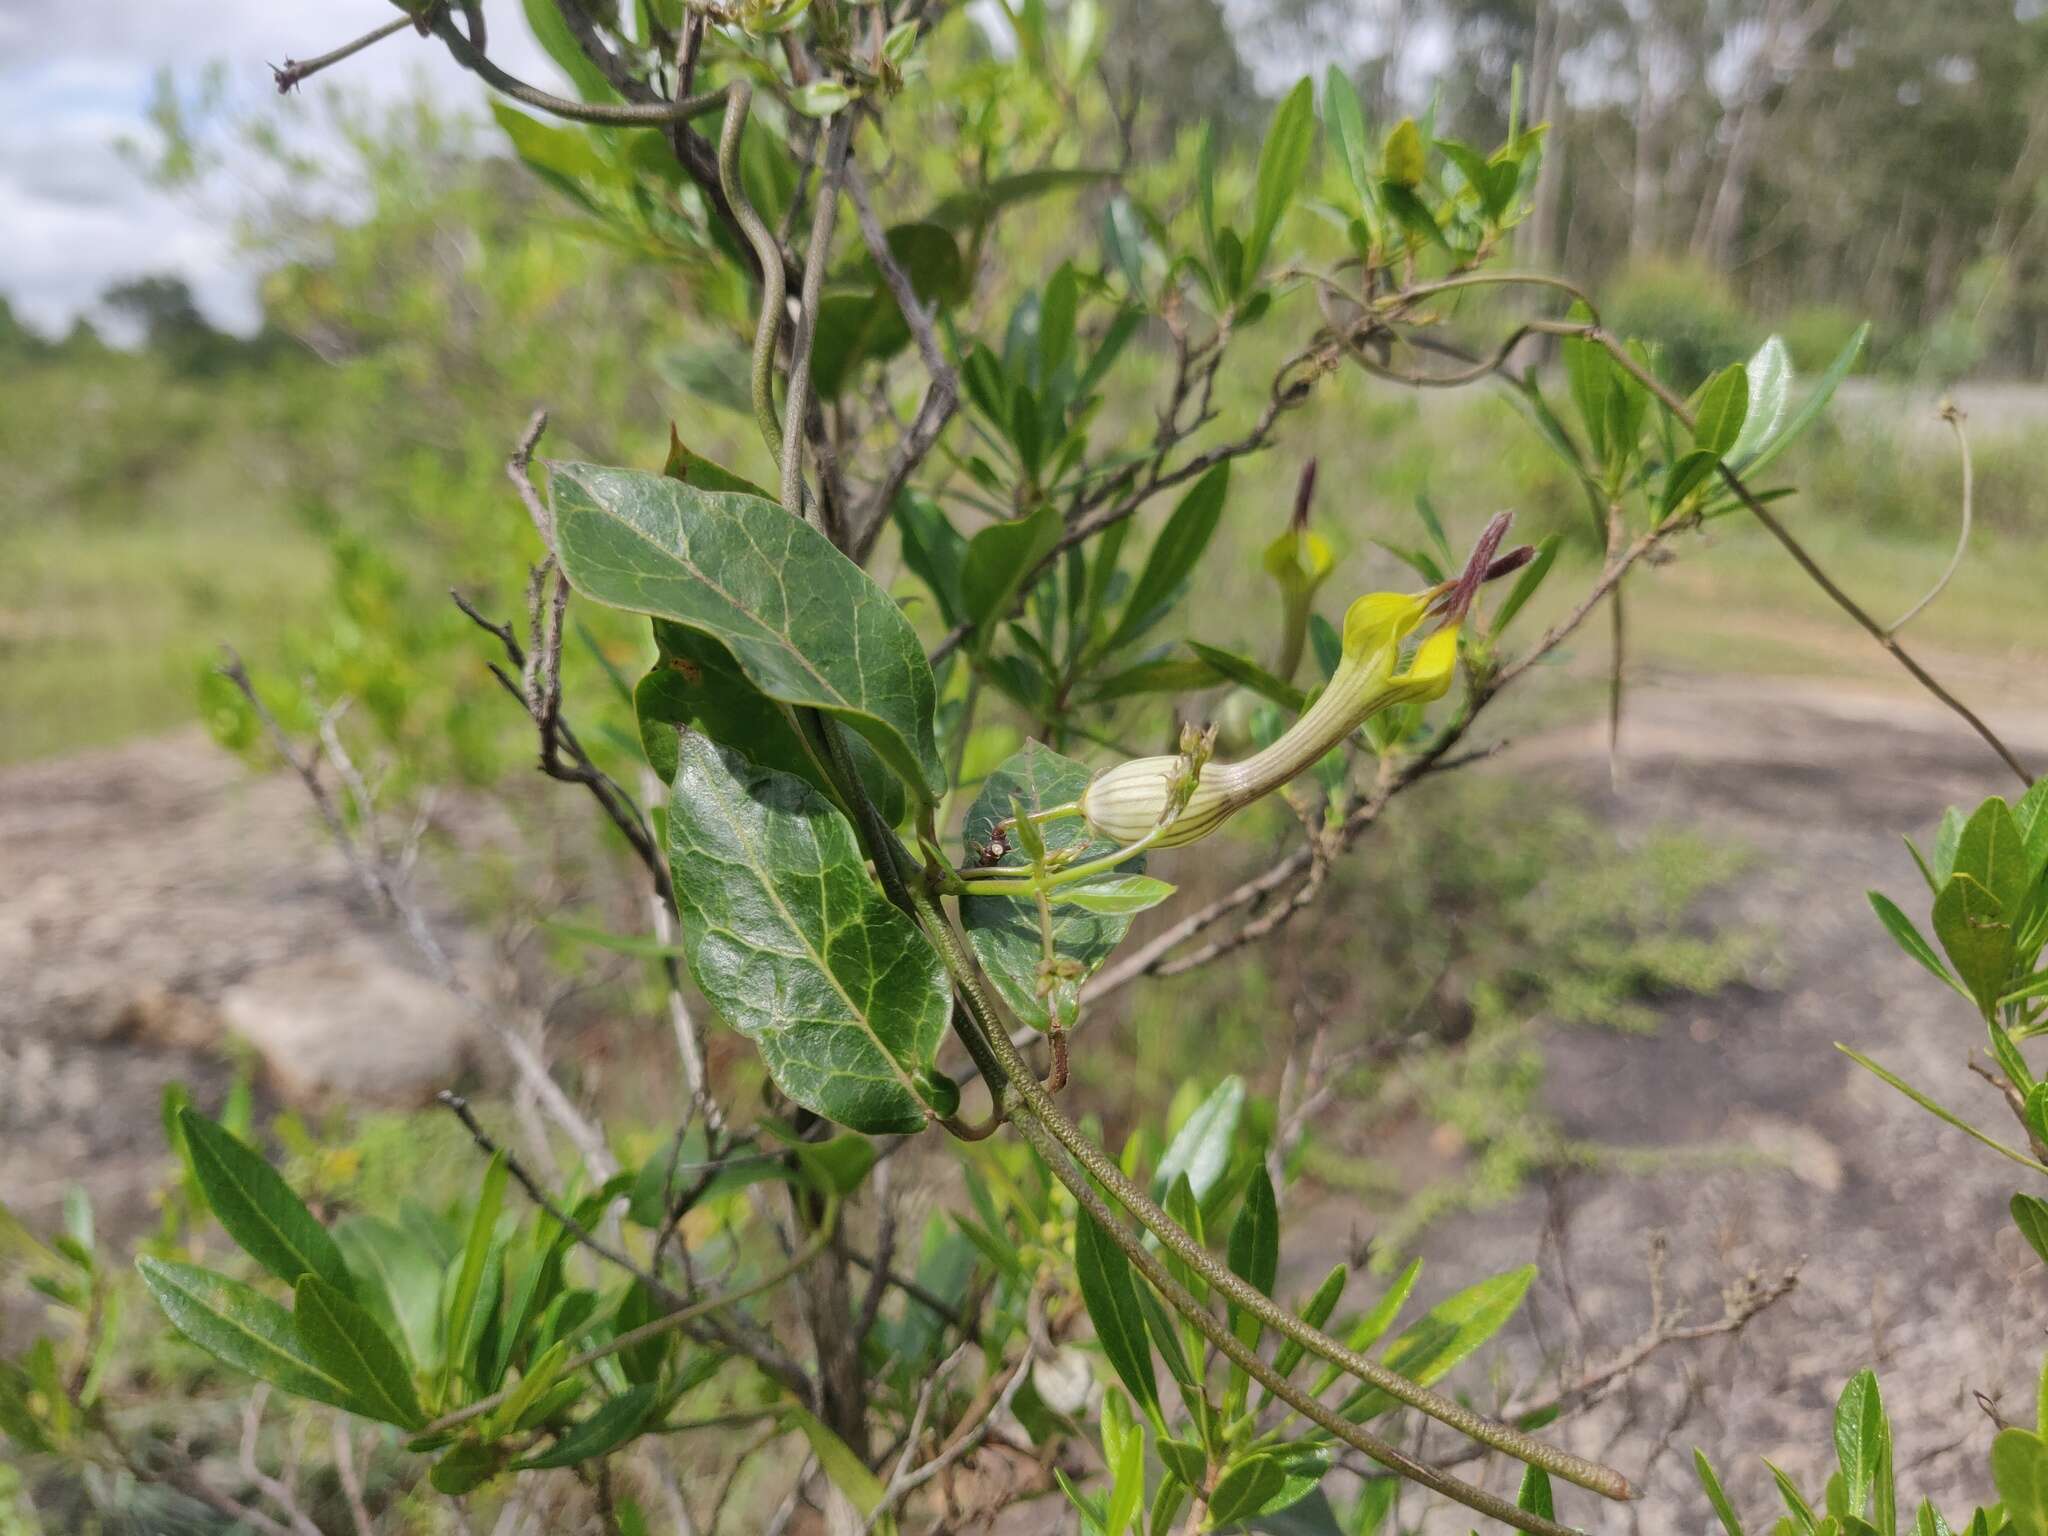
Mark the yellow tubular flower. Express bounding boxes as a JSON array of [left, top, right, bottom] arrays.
[[1078, 511, 1520, 851]]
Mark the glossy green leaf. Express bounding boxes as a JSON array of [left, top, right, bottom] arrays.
[[1208, 1456, 1289, 1528], [520, 0, 621, 103], [1691, 364, 1751, 457], [1185, 642, 1307, 713], [444, 1152, 505, 1380], [1344, 1266, 1534, 1420], [1730, 336, 1792, 468], [137, 1257, 359, 1412], [961, 501, 1062, 632], [1085, 655, 1226, 702], [1835, 1370, 1887, 1519], [1992, 1429, 2048, 1536], [1838, 1044, 2048, 1174], [2013, 780, 2048, 873], [1323, 69, 1374, 196], [1107, 464, 1231, 651], [1227, 1164, 1280, 1352], [1662, 448, 1725, 520], [430, 1441, 505, 1495], [634, 621, 905, 824], [2015, 1195, 2048, 1267], [1934, 872, 2014, 1016], [485, 1338, 572, 1440], [514, 1384, 660, 1469], [552, 462, 942, 801], [334, 1216, 443, 1375], [1153, 1077, 1245, 1202], [1741, 323, 1869, 479], [1073, 1207, 1158, 1417], [1489, 533, 1559, 638], [962, 743, 1144, 1032], [1866, 892, 1965, 994], [893, 492, 969, 627], [1269, 1264, 1347, 1387], [1245, 78, 1316, 280], [1697, 1448, 1748, 1536], [1765, 1458, 1820, 1533], [1381, 118, 1425, 188], [1564, 331, 1616, 463], [293, 1276, 424, 1429], [667, 733, 949, 1133], [1054, 874, 1176, 915], [1518, 1465, 1555, 1520], [489, 102, 610, 188], [177, 1109, 351, 1296]]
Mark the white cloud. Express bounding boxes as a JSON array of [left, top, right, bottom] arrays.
[[0, 0, 561, 336]]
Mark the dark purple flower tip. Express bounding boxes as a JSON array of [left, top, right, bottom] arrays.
[[1428, 510, 1515, 627]]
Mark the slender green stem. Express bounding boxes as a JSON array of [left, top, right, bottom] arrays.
[[716, 82, 787, 470], [955, 820, 1166, 897], [1005, 1104, 1586, 1536]]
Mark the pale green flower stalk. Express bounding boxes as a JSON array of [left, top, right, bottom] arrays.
[[1079, 511, 1523, 850]]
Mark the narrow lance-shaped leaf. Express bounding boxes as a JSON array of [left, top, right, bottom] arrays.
[[1340, 1265, 1534, 1420], [1729, 335, 1791, 468], [961, 501, 1062, 633], [177, 1109, 352, 1296], [1696, 1449, 1749, 1536], [1073, 1206, 1159, 1418], [1244, 77, 1317, 280], [551, 463, 943, 801], [1834, 1369, 1887, 1520], [293, 1276, 425, 1429], [1152, 1076, 1245, 1202], [137, 1257, 360, 1413], [513, 1384, 660, 1470], [668, 733, 951, 1133], [1741, 322, 1869, 478], [1691, 364, 1750, 457], [1105, 463, 1232, 652]]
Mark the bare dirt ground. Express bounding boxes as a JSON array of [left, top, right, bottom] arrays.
[[5, 666, 2048, 1531], [1291, 669, 2048, 1532]]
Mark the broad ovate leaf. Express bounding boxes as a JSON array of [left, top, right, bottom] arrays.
[[551, 462, 942, 802], [667, 733, 950, 1133]]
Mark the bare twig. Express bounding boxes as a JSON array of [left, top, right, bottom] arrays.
[[272, 14, 414, 94], [332, 1417, 375, 1536], [429, 8, 732, 126], [863, 1349, 1033, 1531], [846, 158, 960, 558], [217, 649, 616, 1178], [239, 1390, 326, 1536]]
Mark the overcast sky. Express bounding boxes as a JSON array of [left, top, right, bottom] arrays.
[[0, 1, 556, 336]]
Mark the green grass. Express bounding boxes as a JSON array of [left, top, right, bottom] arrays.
[[0, 351, 326, 763]]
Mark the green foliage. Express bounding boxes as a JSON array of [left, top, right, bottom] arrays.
[[665, 732, 953, 1132], [9, 1, 2036, 1532]]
